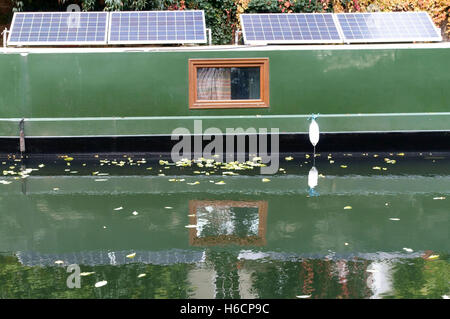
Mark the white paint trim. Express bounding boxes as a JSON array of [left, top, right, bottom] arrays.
[[2, 42, 449, 54]]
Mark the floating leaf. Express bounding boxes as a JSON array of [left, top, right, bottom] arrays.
[[344, 206, 352, 210], [95, 280, 107, 288], [187, 181, 200, 185], [262, 178, 271, 182], [340, 165, 347, 168], [138, 274, 146, 278], [427, 255, 439, 260], [164, 206, 173, 209], [132, 211, 138, 216], [403, 248, 413, 253], [113, 207, 123, 211], [372, 166, 381, 170], [389, 218, 400, 221], [80, 272, 95, 277], [64, 157, 74, 162], [0, 180, 12, 185], [296, 295, 311, 299], [185, 225, 197, 228], [215, 181, 226, 185], [285, 156, 294, 161], [433, 197, 446, 200], [126, 252, 136, 259]]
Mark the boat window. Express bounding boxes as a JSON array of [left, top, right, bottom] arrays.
[[189, 58, 269, 109]]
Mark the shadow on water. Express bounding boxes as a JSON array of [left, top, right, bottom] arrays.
[[0, 152, 449, 299]]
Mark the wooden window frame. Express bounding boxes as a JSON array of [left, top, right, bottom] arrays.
[[189, 58, 270, 109], [188, 200, 268, 247]]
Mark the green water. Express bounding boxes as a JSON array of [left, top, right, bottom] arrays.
[[0, 152, 449, 299]]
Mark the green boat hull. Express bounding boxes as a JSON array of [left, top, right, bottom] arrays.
[[0, 44, 449, 140]]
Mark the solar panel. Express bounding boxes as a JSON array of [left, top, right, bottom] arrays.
[[108, 10, 207, 44], [7, 12, 109, 46], [336, 12, 442, 43], [240, 13, 343, 44]]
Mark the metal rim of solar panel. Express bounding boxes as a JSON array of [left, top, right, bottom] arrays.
[[241, 12, 442, 45], [7, 12, 109, 46], [107, 10, 207, 45]]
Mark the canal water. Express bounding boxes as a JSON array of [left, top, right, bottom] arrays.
[[0, 152, 448, 299]]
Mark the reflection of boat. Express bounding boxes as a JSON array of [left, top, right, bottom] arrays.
[[189, 200, 267, 246], [2, 173, 450, 196], [0, 172, 448, 254]]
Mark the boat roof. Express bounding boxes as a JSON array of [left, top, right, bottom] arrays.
[[2, 42, 450, 55]]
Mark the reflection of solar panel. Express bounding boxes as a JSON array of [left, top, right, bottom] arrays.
[[336, 12, 442, 43], [7, 12, 109, 46], [240, 13, 343, 44], [108, 11, 207, 44]]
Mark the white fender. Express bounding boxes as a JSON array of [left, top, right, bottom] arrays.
[[309, 119, 320, 147]]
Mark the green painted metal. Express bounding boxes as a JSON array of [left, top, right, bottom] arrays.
[[0, 46, 449, 137]]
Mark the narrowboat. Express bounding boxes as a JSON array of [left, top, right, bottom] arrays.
[[1, 11, 449, 154]]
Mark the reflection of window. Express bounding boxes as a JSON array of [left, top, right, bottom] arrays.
[[188, 200, 268, 246], [189, 58, 269, 109]]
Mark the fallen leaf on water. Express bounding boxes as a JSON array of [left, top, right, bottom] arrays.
[[215, 181, 226, 185], [114, 207, 123, 211], [164, 206, 173, 209], [340, 165, 347, 168], [296, 295, 311, 299], [285, 156, 294, 161], [38, 164, 45, 168], [187, 214, 195, 217], [427, 255, 439, 260], [95, 281, 107, 288], [138, 274, 146, 278], [132, 211, 138, 216], [80, 272, 95, 277], [433, 197, 446, 200], [187, 181, 200, 185], [64, 157, 74, 162], [262, 178, 270, 182], [0, 180, 12, 185], [95, 179, 108, 182], [126, 253, 136, 259], [403, 248, 413, 253], [344, 242, 349, 246], [372, 166, 381, 170], [344, 206, 352, 210], [389, 218, 400, 221], [185, 225, 197, 228]]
